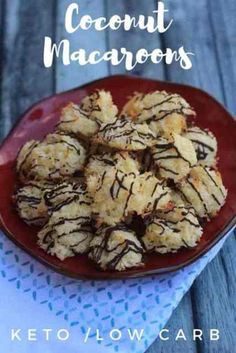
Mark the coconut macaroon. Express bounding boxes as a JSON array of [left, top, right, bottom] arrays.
[[151, 134, 197, 181], [48, 184, 93, 223], [136, 148, 157, 174], [16, 140, 40, 182], [178, 166, 227, 218], [85, 151, 140, 179], [93, 116, 156, 151], [143, 206, 202, 254], [87, 169, 138, 226], [14, 181, 90, 226], [14, 182, 52, 226], [13, 88, 228, 269], [169, 189, 187, 207], [58, 90, 118, 138], [89, 224, 144, 271], [122, 91, 195, 136], [38, 184, 93, 260], [38, 218, 93, 261], [44, 182, 91, 214], [16, 133, 86, 183], [87, 169, 170, 226], [131, 173, 171, 215], [183, 126, 217, 167]]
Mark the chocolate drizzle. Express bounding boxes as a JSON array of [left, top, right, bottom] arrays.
[[110, 170, 130, 199], [80, 90, 103, 118], [109, 170, 137, 216], [152, 142, 193, 167], [178, 166, 226, 218], [53, 141, 80, 154], [191, 139, 214, 161], [186, 178, 209, 214], [15, 183, 49, 225], [131, 92, 195, 124], [13, 88, 227, 272], [184, 127, 216, 163], [17, 133, 85, 183], [90, 225, 143, 271], [151, 139, 193, 179], [203, 167, 225, 198], [146, 108, 186, 123], [17, 141, 39, 178], [144, 205, 202, 252], [140, 96, 174, 113], [95, 117, 155, 149], [39, 216, 92, 255]]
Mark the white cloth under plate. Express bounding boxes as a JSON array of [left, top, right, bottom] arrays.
[[0, 230, 229, 353]]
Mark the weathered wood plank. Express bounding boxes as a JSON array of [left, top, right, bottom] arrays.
[[0, 0, 56, 140], [105, 0, 165, 78], [191, 254, 236, 353], [191, 1, 236, 352], [162, 1, 236, 353], [55, 0, 108, 91], [105, 2, 196, 353], [0, 2, 234, 353], [159, 0, 224, 102], [208, 0, 236, 113], [0, 0, 5, 140], [147, 292, 197, 353]]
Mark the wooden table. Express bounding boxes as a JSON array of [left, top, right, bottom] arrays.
[[0, 1, 236, 352]]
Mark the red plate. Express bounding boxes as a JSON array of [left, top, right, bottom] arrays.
[[0, 75, 236, 279]]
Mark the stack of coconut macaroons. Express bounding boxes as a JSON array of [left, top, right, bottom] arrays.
[[14, 89, 227, 271]]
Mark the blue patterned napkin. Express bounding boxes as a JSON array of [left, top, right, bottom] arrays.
[[0, 230, 229, 353]]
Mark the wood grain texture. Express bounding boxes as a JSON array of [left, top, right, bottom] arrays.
[[0, 1, 235, 352], [158, 0, 224, 101], [161, 1, 236, 353], [191, 1, 236, 352], [208, 0, 236, 112], [105, 0, 164, 78], [0, 0, 56, 139], [55, 0, 108, 91], [147, 292, 197, 353], [191, 255, 236, 353], [0, 0, 5, 140]]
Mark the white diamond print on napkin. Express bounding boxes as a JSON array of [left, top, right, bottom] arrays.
[[0, 231, 228, 353]]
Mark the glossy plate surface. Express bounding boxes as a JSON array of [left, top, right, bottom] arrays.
[[0, 75, 236, 279]]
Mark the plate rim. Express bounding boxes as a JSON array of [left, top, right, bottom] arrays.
[[0, 212, 236, 280], [1, 74, 236, 150], [0, 74, 236, 280]]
